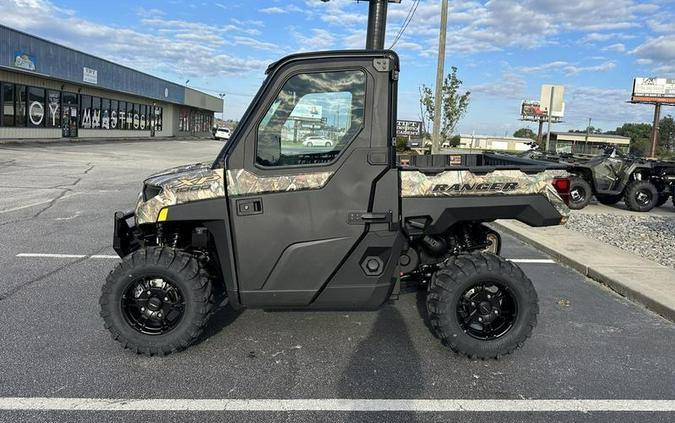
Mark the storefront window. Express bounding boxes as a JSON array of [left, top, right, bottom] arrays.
[[27, 87, 45, 127], [2, 83, 15, 127], [101, 98, 110, 129], [118, 101, 127, 130], [16, 85, 27, 127], [47, 90, 60, 128], [110, 100, 118, 129], [80, 95, 92, 128], [128, 103, 139, 129], [156, 106, 163, 131], [91, 97, 101, 128], [139, 104, 147, 130]]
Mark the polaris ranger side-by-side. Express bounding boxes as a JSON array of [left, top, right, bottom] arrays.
[[101, 50, 571, 359]]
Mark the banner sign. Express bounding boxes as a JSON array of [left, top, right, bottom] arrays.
[[14, 51, 36, 71], [83, 67, 98, 84]]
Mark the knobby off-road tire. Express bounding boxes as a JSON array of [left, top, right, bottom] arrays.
[[595, 193, 622, 206], [623, 180, 658, 212], [568, 177, 592, 210], [100, 247, 213, 356], [426, 252, 538, 359]]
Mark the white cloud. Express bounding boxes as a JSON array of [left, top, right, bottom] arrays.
[[0, 0, 269, 77], [291, 28, 335, 51], [233, 36, 279, 51], [603, 43, 626, 52], [470, 73, 527, 99], [259, 7, 287, 14], [631, 35, 675, 75], [517, 61, 616, 76], [564, 85, 653, 128]]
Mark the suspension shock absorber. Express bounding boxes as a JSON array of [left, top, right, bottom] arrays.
[[171, 231, 180, 248], [156, 223, 165, 246]]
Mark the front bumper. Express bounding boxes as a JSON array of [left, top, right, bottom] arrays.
[[113, 210, 139, 258]]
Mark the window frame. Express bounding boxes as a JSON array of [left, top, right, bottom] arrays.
[[253, 67, 368, 170], [1, 82, 16, 127]]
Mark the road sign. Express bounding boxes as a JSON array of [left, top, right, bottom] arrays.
[[396, 120, 422, 137]]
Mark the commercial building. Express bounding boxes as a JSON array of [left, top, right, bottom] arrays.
[[550, 132, 630, 154], [457, 134, 533, 152], [0, 25, 222, 140]]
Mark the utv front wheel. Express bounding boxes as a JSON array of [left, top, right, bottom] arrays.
[[100, 247, 213, 356], [426, 253, 538, 359]]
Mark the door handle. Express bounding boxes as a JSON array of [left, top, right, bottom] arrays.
[[347, 211, 392, 224], [236, 198, 263, 216]]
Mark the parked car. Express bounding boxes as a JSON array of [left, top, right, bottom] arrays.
[[214, 127, 231, 141], [302, 136, 333, 147]]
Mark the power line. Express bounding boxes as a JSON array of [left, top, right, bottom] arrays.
[[389, 0, 420, 49]]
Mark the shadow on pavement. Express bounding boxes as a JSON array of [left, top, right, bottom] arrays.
[[338, 305, 424, 422]]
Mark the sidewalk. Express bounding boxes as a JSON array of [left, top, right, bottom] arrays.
[[494, 219, 675, 321], [0, 135, 215, 146]]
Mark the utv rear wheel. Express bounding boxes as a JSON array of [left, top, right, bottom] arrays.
[[426, 253, 538, 359], [100, 247, 213, 356], [595, 194, 622, 205], [568, 177, 592, 209], [624, 180, 658, 212]]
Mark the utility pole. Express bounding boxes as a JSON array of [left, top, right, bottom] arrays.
[[584, 117, 591, 153], [545, 86, 555, 152], [431, 0, 449, 154], [324, 0, 400, 49], [650, 103, 661, 158], [365, 0, 388, 49]]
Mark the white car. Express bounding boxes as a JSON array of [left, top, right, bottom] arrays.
[[214, 127, 231, 141], [303, 136, 333, 147]]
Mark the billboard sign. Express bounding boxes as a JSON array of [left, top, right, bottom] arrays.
[[291, 103, 322, 120], [13, 51, 36, 71], [396, 120, 422, 137], [540, 84, 565, 117], [521, 101, 546, 118], [632, 77, 675, 103], [83, 67, 98, 84]]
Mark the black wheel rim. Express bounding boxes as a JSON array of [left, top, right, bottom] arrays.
[[570, 187, 585, 204], [635, 189, 652, 207], [456, 282, 517, 340], [122, 277, 185, 335]]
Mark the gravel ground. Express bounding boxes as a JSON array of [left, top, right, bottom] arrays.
[[566, 213, 675, 268]]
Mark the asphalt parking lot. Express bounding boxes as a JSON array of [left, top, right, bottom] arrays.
[[0, 140, 674, 422]]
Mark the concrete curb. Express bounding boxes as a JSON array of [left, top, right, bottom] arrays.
[[493, 220, 675, 322]]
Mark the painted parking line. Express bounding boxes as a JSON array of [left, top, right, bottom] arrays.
[[0, 398, 672, 412], [508, 258, 555, 264], [16, 253, 119, 259], [15, 253, 556, 264]]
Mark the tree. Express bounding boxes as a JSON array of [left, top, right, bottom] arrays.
[[419, 66, 470, 144], [659, 115, 674, 153], [607, 123, 652, 155], [513, 128, 536, 140], [418, 86, 433, 139]]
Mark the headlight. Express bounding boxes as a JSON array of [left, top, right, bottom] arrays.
[[143, 184, 163, 201]]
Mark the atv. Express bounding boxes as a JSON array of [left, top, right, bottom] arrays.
[[565, 145, 675, 212]]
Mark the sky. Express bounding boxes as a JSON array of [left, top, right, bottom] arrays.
[[2, 0, 674, 135]]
